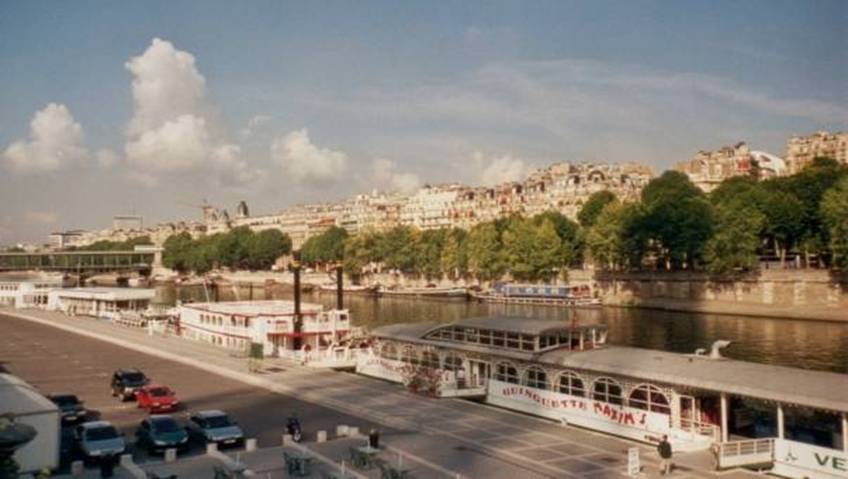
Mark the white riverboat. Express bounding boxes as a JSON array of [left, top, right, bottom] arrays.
[[356, 316, 848, 479]]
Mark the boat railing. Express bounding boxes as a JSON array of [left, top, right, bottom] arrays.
[[717, 438, 774, 469], [680, 418, 720, 442]]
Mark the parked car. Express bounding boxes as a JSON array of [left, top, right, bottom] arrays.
[[187, 410, 244, 447], [135, 385, 180, 413], [48, 393, 87, 423], [111, 368, 149, 401], [136, 415, 189, 454], [74, 421, 126, 462]]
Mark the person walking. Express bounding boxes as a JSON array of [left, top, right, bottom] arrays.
[[657, 435, 673, 475]]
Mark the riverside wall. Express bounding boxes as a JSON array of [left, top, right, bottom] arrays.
[[594, 269, 848, 322]]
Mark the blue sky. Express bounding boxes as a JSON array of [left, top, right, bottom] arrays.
[[1, 1, 846, 243]]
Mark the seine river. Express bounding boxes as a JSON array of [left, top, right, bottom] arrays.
[[157, 283, 848, 374]]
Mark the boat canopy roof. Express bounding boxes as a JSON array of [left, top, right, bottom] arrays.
[[428, 316, 605, 336], [542, 346, 848, 413]]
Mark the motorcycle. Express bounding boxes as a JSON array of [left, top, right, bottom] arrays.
[[286, 416, 303, 443]]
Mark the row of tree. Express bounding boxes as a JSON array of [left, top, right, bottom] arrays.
[[162, 227, 292, 274], [65, 236, 153, 251], [162, 157, 847, 277]]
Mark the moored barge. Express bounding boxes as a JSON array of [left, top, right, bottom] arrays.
[[356, 316, 848, 479]]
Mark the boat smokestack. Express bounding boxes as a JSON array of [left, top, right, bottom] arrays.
[[292, 251, 302, 349], [710, 340, 731, 359], [336, 265, 344, 310]]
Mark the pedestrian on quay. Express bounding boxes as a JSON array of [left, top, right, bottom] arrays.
[[368, 428, 380, 449], [657, 435, 673, 475]]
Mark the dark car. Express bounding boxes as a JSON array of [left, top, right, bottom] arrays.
[[48, 393, 87, 423], [135, 415, 189, 454], [111, 368, 149, 401]]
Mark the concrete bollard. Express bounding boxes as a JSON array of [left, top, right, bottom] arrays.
[[336, 425, 349, 437], [316, 430, 327, 443], [348, 426, 359, 437], [71, 460, 84, 476], [282, 433, 293, 446], [207, 442, 219, 454], [119, 454, 133, 467], [164, 448, 177, 463], [245, 438, 257, 451]]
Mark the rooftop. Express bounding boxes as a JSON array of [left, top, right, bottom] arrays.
[[371, 316, 605, 341], [54, 287, 156, 300], [182, 300, 325, 317], [541, 346, 848, 413]]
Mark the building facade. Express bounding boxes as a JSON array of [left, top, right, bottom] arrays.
[[676, 142, 787, 192], [785, 130, 848, 174]]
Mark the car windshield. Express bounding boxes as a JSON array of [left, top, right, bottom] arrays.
[[149, 387, 170, 397], [86, 426, 119, 441], [153, 419, 180, 433], [123, 372, 146, 384], [205, 415, 232, 428], [52, 395, 80, 406]]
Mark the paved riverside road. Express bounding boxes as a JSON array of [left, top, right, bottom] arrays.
[[1, 309, 762, 479]]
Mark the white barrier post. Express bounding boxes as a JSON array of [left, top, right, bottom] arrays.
[[282, 434, 293, 446], [71, 460, 84, 476], [207, 442, 219, 454], [164, 448, 177, 463], [245, 438, 258, 451], [316, 430, 327, 443], [336, 424, 349, 437]]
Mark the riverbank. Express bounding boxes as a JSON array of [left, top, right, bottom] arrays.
[[606, 297, 848, 323]]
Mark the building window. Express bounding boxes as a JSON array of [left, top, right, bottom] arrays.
[[524, 367, 548, 390], [628, 384, 670, 414], [443, 353, 463, 371], [494, 362, 519, 384], [557, 371, 585, 397], [592, 377, 623, 405]]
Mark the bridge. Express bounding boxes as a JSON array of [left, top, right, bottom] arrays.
[[0, 248, 162, 274]]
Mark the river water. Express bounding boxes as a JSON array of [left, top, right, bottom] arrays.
[[157, 283, 848, 374]]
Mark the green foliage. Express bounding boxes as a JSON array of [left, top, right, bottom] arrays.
[[704, 202, 765, 274], [379, 226, 419, 273], [586, 201, 627, 270], [343, 229, 381, 275], [440, 229, 468, 279], [467, 223, 506, 280], [162, 228, 292, 274], [416, 229, 447, 279], [821, 177, 848, 270], [71, 235, 153, 252], [578, 190, 617, 227], [301, 226, 348, 265]]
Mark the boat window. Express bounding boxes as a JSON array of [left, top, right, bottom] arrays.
[[478, 329, 493, 345], [464, 328, 479, 343], [524, 367, 548, 390], [492, 331, 506, 347], [420, 351, 440, 369], [452, 327, 466, 342], [557, 372, 585, 397], [506, 333, 520, 349], [629, 384, 670, 414], [379, 343, 398, 360], [494, 362, 519, 384], [519, 335, 535, 351], [592, 377, 623, 405], [400, 346, 419, 365], [443, 353, 463, 371]]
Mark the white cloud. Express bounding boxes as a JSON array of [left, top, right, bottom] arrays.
[[239, 114, 272, 138], [271, 129, 348, 185], [369, 158, 421, 194], [23, 211, 58, 225], [123, 38, 257, 185], [96, 148, 119, 167], [3, 103, 89, 172], [471, 151, 530, 186]]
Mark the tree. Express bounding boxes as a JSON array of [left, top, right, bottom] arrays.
[[416, 229, 447, 279], [301, 226, 347, 265], [704, 202, 765, 274], [440, 229, 468, 279], [379, 226, 419, 273], [821, 177, 848, 270], [532, 211, 582, 267], [247, 229, 292, 270], [578, 190, 617, 228], [531, 219, 563, 280], [501, 218, 538, 281], [162, 232, 193, 272], [217, 227, 254, 269], [586, 202, 627, 270], [343, 229, 380, 275], [760, 189, 805, 266], [466, 223, 506, 280]]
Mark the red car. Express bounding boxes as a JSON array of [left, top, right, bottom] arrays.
[[135, 385, 180, 413]]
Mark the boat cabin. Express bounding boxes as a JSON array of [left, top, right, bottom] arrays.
[[357, 316, 848, 479]]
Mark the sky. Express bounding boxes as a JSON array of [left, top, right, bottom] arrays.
[[1, 0, 846, 244]]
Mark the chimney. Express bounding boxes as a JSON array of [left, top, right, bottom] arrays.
[[292, 251, 302, 349], [336, 265, 344, 310]]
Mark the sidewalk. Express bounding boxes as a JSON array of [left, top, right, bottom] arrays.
[[3, 308, 763, 479]]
